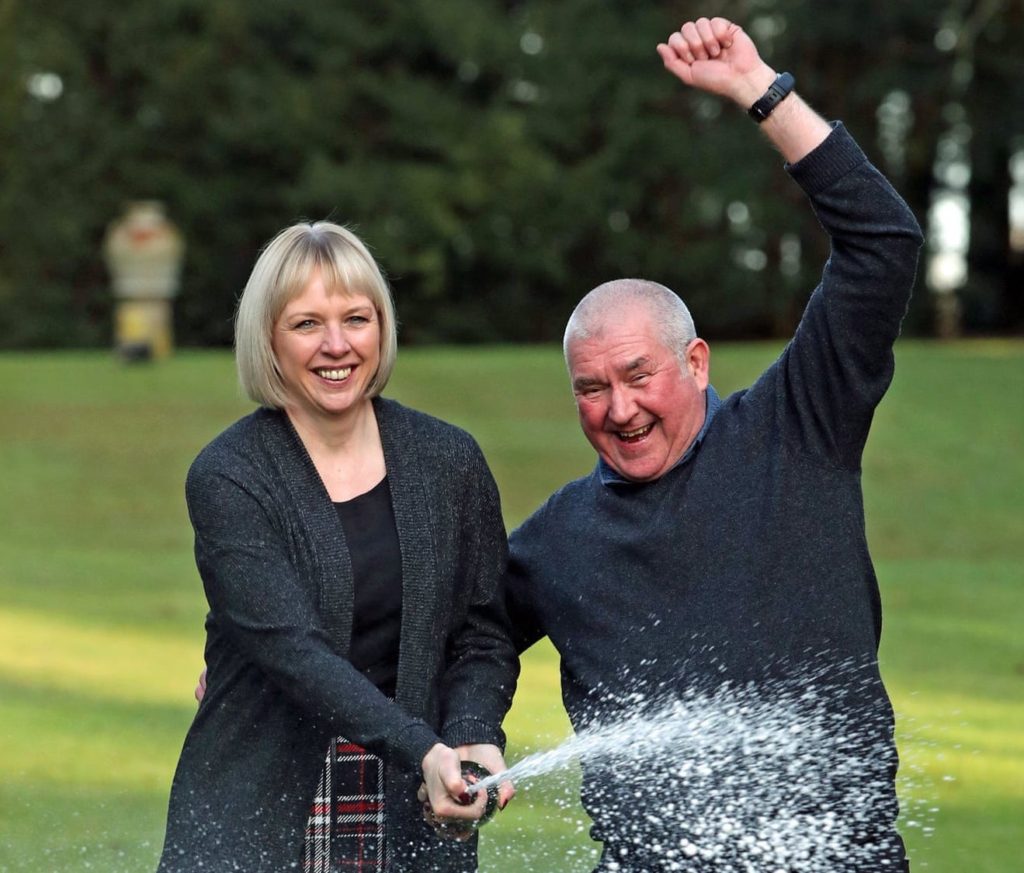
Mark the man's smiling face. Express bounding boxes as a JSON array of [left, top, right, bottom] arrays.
[[567, 309, 710, 483]]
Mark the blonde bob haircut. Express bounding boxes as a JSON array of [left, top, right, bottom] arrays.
[[235, 221, 398, 409]]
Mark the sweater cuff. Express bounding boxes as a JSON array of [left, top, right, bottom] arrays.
[[786, 122, 867, 196], [390, 721, 443, 774], [441, 717, 507, 752]]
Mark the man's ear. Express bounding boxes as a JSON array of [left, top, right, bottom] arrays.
[[686, 338, 711, 390]]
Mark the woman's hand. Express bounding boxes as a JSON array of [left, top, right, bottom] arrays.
[[419, 743, 488, 840], [195, 667, 207, 703]]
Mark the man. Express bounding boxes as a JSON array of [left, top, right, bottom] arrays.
[[505, 16, 922, 873]]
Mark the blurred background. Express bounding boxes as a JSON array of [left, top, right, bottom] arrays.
[[0, 1, 1021, 871], [2, 0, 1023, 348]]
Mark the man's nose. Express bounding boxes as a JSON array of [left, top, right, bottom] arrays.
[[607, 385, 636, 424]]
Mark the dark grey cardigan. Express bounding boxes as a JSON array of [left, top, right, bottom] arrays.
[[157, 397, 517, 872]]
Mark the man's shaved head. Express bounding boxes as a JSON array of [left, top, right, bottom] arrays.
[[563, 279, 697, 368]]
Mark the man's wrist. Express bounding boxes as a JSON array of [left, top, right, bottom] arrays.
[[748, 72, 796, 123], [732, 64, 778, 109]]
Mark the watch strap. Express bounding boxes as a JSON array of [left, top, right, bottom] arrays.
[[748, 72, 795, 123]]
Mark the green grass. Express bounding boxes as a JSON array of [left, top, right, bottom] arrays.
[[0, 341, 1021, 872]]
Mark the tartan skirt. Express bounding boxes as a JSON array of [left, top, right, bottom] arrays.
[[302, 737, 387, 872]]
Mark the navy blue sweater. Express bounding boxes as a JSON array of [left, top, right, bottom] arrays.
[[507, 125, 923, 871]]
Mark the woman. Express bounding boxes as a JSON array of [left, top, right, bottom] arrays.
[[157, 222, 517, 872]]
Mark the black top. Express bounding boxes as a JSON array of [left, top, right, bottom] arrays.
[[334, 476, 402, 698]]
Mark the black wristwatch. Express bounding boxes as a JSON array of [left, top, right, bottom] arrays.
[[747, 72, 795, 123]]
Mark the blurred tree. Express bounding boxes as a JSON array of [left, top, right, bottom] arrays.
[[0, 0, 1020, 349], [962, 0, 1024, 332], [739, 0, 946, 333]]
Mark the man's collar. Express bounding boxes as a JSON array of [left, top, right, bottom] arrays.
[[597, 385, 722, 487]]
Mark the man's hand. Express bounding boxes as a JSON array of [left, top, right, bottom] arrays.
[[195, 667, 207, 703], [455, 743, 516, 810], [657, 15, 831, 164], [656, 16, 776, 109], [419, 743, 488, 841]]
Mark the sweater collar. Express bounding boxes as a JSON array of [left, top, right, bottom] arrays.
[[596, 384, 722, 487]]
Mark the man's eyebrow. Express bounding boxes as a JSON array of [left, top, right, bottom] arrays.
[[572, 375, 604, 391], [621, 355, 652, 373]]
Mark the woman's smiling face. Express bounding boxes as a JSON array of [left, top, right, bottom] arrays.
[[272, 270, 381, 423]]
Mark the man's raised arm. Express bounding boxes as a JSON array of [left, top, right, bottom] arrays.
[[657, 15, 923, 470], [656, 17, 830, 164]]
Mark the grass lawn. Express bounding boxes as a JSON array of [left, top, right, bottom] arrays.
[[0, 340, 1021, 872]]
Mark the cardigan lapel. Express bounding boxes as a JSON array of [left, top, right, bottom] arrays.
[[256, 401, 441, 717], [258, 408, 355, 653], [374, 398, 440, 717]]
